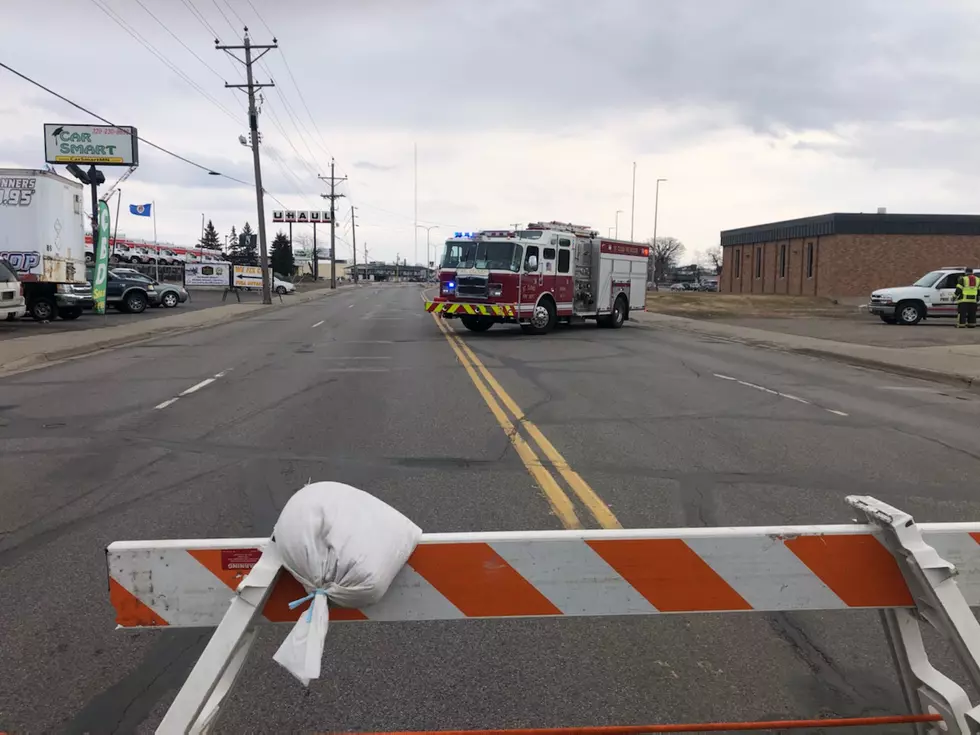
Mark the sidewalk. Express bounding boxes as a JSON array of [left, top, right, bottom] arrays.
[[0, 284, 344, 377], [633, 311, 980, 389]]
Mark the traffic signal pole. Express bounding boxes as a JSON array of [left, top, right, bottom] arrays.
[[217, 29, 277, 305]]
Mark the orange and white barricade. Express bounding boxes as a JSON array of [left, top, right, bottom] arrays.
[[106, 496, 980, 734]]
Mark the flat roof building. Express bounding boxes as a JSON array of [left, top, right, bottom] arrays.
[[719, 213, 980, 297]]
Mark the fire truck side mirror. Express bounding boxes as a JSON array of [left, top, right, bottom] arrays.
[[526, 255, 538, 272]]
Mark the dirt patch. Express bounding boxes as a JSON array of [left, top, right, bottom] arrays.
[[712, 316, 978, 348], [645, 293, 858, 319]]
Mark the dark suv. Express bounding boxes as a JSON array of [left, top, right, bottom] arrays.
[[86, 268, 160, 313]]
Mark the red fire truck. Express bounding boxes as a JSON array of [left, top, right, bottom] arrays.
[[424, 221, 649, 334]]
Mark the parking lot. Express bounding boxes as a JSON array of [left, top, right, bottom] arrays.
[[0, 288, 286, 341]]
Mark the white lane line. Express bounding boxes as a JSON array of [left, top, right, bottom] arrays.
[[179, 378, 215, 396], [312, 320, 325, 328], [348, 303, 354, 309], [156, 370, 232, 409], [714, 373, 852, 417], [714, 374, 810, 404]]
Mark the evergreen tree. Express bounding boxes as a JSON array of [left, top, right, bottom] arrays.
[[229, 222, 258, 265], [200, 220, 220, 250], [227, 225, 237, 255], [270, 230, 294, 277]]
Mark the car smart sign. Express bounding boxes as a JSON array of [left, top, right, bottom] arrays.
[[44, 124, 139, 166]]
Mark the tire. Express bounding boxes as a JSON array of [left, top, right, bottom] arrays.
[[59, 307, 83, 320], [522, 298, 557, 335], [276, 285, 287, 295], [6, 312, 18, 321], [896, 301, 924, 325], [110, 254, 121, 264], [85, 252, 94, 265], [30, 298, 58, 322], [160, 291, 179, 308], [879, 315, 897, 325], [123, 290, 147, 314], [460, 315, 494, 332], [600, 296, 628, 329]]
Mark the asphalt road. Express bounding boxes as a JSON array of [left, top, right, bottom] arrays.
[[2, 283, 979, 733]]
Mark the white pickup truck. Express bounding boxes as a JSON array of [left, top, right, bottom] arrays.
[[868, 267, 975, 325]]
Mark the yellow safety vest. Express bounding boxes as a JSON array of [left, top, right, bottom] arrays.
[[957, 274, 979, 302]]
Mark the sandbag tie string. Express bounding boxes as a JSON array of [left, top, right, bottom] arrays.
[[289, 588, 328, 623]]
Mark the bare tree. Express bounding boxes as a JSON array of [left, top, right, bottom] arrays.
[[647, 236, 685, 284], [705, 246, 722, 273]]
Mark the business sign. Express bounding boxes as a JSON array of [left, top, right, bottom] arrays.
[[272, 210, 332, 223], [232, 264, 268, 288], [92, 201, 111, 314], [44, 124, 139, 166], [185, 262, 231, 287]]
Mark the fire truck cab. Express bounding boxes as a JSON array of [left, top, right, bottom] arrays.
[[425, 221, 649, 335]]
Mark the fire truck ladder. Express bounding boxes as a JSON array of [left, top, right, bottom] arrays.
[[105, 496, 980, 734]]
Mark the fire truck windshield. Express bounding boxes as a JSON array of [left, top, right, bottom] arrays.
[[465, 241, 522, 272], [441, 241, 475, 269]]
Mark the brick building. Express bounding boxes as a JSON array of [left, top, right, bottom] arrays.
[[719, 213, 980, 297]]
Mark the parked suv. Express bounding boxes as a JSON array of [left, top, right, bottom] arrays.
[[868, 267, 977, 325], [0, 259, 26, 322], [86, 268, 160, 313]]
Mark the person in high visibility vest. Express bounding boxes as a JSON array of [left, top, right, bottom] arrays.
[[954, 268, 979, 328]]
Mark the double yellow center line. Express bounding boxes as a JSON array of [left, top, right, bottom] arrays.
[[433, 315, 621, 530]]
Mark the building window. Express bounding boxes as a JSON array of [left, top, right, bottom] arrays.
[[755, 247, 762, 278], [779, 243, 787, 278], [734, 249, 741, 278], [806, 242, 814, 278]]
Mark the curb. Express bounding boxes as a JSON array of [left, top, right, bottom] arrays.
[[0, 285, 346, 378], [636, 313, 980, 393]]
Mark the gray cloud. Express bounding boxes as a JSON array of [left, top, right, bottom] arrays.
[[354, 161, 397, 171]]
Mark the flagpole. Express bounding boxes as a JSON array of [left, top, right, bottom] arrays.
[[153, 201, 159, 282]]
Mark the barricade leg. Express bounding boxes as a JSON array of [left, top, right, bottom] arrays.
[[157, 542, 284, 735], [849, 495, 980, 735]]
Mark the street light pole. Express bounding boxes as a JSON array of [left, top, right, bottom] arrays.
[[652, 179, 667, 247], [416, 224, 438, 274], [615, 210, 623, 240], [630, 161, 636, 241]]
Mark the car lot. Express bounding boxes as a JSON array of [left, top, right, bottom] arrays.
[[0, 288, 267, 341]]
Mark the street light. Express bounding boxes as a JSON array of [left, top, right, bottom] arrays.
[[652, 179, 667, 250], [615, 209, 624, 239], [416, 224, 439, 273], [608, 227, 614, 237]]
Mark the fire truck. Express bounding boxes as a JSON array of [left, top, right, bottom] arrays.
[[424, 221, 649, 334]]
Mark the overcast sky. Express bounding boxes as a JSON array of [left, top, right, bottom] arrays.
[[4, 0, 980, 265]]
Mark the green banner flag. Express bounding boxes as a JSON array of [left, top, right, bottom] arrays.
[[92, 201, 111, 315]]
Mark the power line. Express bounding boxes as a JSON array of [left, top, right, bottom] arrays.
[[180, 0, 220, 38], [210, 0, 238, 33], [133, 0, 226, 82], [0, 60, 254, 187], [243, 0, 274, 35], [87, 0, 240, 124], [220, 0, 248, 29]]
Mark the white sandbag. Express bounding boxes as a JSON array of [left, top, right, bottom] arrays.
[[271, 481, 422, 685]]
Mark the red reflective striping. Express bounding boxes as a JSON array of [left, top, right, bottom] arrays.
[[785, 534, 913, 607], [110, 577, 169, 627], [587, 539, 751, 612], [409, 543, 562, 617]]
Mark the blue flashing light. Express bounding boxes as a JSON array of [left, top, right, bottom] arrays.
[[448, 281, 456, 289]]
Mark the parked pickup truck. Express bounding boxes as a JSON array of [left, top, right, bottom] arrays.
[[868, 267, 976, 325]]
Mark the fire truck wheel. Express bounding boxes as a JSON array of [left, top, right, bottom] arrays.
[[522, 299, 557, 335], [460, 316, 494, 332], [608, 296, 627, 329]]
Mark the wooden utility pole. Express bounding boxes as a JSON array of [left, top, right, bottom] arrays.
[[350, 205, 359, 284], [218, 29, 277, 305], [318, 159, 347, 289]]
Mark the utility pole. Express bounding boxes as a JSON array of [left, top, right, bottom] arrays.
[[318, 159, 347, 289], [218, 29, 277, 305], [350, 205, 359, 284]]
